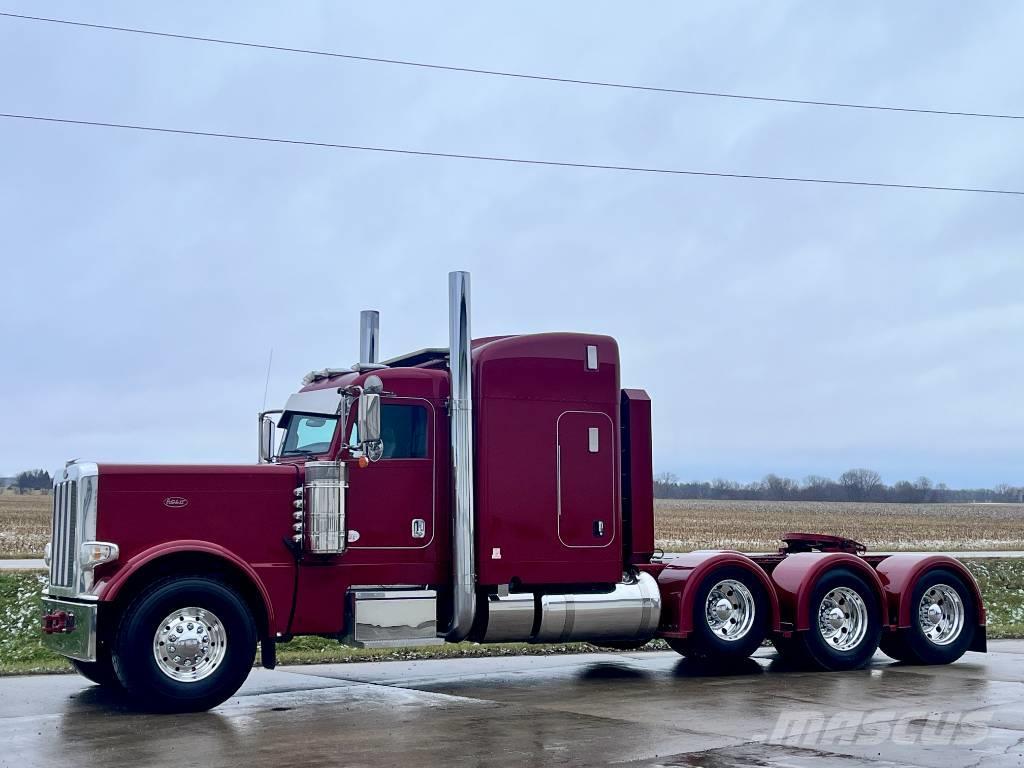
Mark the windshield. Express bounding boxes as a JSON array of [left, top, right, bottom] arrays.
[[279, 413, 339, 456]]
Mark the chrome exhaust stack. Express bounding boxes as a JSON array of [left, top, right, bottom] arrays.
[[359, 310, 380, 366], [446, 270, 476, 641]]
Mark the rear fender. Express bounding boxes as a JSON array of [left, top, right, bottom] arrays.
[[656, 551, 781, 638], [772, 552, 887, 632], [873, 554, 986, 630]]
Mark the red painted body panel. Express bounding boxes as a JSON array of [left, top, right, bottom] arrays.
[[474, 333, 622, 586], [771, 552, 888, 631], [655, 552, 782, 638], [620, 389, 655, 564], [93, 464, 300, 635], [874, 554, 986, 628]]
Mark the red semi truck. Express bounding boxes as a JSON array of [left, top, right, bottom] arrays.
[[41, 271, 985, 712]]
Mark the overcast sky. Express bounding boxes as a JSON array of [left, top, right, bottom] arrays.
[[1, 2, 1021, 487]]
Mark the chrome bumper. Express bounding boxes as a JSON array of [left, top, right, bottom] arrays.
[[41, 597, 97, 662]]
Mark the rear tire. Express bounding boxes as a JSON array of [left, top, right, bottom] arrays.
[[667, 566, 769, 661], [112, 576, 257, 712], [789, 567, 882, 671], [71, 647, 121, 688], [880, 568, 975, 665]]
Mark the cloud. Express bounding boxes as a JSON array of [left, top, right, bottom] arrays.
[[1, 1, 1021, 486]]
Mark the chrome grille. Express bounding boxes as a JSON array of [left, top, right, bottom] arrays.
[[49, 479, 78, 588]]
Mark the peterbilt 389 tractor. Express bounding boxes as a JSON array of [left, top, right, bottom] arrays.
[[41, 271, 985, 712]]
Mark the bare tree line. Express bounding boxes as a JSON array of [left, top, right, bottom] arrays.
[[0, 469, 54, 494], [655, 469, 1024, 503]]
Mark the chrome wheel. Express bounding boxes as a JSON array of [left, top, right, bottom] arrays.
[[704, 579, 756, 641], [918, 584, 965, 646], [817, 586, 868, 651], [152, 607, 227, 683]]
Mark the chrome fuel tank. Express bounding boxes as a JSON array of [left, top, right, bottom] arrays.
[[479, 572, 662, 644]]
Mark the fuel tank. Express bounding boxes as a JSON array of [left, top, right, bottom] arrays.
[[478, 572, 661, 644]]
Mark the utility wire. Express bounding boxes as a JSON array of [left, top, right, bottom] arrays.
[[1, 112, 1020, 196], [1, 10, 1021, 122]]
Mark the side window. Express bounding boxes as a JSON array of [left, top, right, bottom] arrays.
[[349, 403, 428, 459], [380, 404, 428, 459]]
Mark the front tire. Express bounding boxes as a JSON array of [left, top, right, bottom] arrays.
[[71, 647, 121, 688], [667, 566, 769, 661], [788, 567, 882, 671], [112, 577, 257, 712]]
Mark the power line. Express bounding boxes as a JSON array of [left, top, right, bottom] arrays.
[[1, 10, 1021, 122], [1, 111, 1020, 196]]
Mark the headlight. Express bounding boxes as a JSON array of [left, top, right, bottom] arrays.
[[43, 542, 52, 567], [79, 541, 119, 570]]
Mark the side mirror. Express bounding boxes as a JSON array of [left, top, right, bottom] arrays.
[[258, 416, 276, 463], [357, 392, 381, 444]]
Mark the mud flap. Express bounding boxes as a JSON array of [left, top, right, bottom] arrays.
[[970, 625, 987, 653], [260, 638, 277, 670]]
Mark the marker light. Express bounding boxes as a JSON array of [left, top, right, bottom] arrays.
[[79, 542, 119, 570]]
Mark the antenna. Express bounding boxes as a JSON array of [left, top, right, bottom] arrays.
[[261, 348, 274, 411]]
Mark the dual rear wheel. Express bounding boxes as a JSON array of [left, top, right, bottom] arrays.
[[879, 568, 976, 665], [773, 567, 882, 671], [666, 566, 769, 661], [670, 565, 974, 671]]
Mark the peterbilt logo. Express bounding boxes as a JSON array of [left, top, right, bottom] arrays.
[[163, 496, 189, 508]]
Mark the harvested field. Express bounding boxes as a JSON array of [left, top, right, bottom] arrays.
[[655, 498, 1024, 553], [0, 493, 49, 559]]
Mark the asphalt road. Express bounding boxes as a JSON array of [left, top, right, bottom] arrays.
[[1, 642, 1022, 767]]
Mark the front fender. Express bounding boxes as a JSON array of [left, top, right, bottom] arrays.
[[96, 540, 277, 633], [657, 551, 781, 638]]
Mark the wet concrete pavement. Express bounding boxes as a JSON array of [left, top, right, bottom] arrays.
[[2, 642, 1023, 767]]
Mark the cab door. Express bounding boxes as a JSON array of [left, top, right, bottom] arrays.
[[345, 398, 436, 550]]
